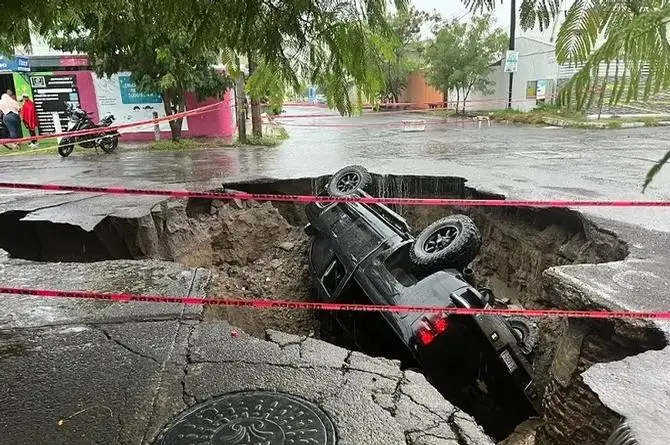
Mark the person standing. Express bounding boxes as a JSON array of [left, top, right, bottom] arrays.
[[20, 93, 38, 148], [0, 90, 21, 150]]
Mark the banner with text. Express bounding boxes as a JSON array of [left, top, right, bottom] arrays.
[[92, 72, 188, 132]]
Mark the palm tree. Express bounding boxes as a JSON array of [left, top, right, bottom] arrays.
[[463, 0, 670, 189]]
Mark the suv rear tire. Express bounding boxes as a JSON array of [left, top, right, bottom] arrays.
[[327, 165, 372, 196], [410, 214, 482, 271]]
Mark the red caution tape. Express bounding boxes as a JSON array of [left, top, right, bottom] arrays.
[[1, 286, 668, 320], [0, 182, 668, 208], [275, 107, 452, 119], [278, 118, 480, 128], [1, 102, 223, 145]]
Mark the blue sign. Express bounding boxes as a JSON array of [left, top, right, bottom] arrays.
[[16, 56, 30, 72], [0, 55, 30, 73], [118, 74, 162, 104]]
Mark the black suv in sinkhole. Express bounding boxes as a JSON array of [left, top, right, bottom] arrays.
[[304, 165, 541, 438]]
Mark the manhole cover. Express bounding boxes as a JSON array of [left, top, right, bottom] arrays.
[[154, 391, 336, 445]]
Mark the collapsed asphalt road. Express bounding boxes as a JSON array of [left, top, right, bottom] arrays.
[[0, 250, 494, 445], [1, 108, 670, 444]]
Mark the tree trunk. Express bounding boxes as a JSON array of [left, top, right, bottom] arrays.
[[247, 52, 262, 137], [163, 90, 184, 141], [462, 85, 473, 115], [455, 89, 460, 114], [235, 73, 247, 143], [596, 61, 612, 120]]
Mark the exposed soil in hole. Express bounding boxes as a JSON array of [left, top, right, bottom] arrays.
[[196, 200, 316, 338], [0, 173, 666, 445]]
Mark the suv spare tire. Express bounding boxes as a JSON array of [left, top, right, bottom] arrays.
[[327, 165, 372, 197], [410, 214, 481, 271]]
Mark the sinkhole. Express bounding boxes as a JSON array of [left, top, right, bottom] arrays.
[[0, 173, 666, 445]]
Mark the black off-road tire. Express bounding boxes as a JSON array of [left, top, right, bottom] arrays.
[[410, 214, 482, 271], [506, 316, 539, 355], [326, 165, 372, 197], [58, 137, 75, 157]]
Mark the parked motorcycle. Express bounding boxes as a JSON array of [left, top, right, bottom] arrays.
[[58, 103, 120, 157]]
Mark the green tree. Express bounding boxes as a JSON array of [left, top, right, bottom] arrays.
[[213, 0, 407, 138], [425, 15, 507, 114], [0, 0, 80, 54], [48, 0, 232, 141], [424, 21, 465, 106], [461, 0, 670, 189], [4, 0, 407, 141], [376, 7, 440, 103]]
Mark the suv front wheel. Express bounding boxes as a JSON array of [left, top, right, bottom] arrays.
[[410, 214, 482, 271], [327, 165, 372, 196]]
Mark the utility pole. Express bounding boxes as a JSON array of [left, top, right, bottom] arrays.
[[235, 72, 247, 143], [507, 0, 516, 109]]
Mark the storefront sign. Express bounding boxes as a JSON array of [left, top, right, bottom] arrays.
[[29, 73, 80, 134], [92, 72, 186, 132], [0, 55, 30, 73], [118, 74, 162, 104]]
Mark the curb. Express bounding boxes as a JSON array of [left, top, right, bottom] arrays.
[[542, 117, 670, 129]]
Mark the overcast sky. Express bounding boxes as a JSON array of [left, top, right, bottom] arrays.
[[412, 0, 513, 29], [410, 0, 573, 41]]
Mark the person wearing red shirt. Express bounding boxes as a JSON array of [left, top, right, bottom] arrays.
[[20, 93, 38, 148]]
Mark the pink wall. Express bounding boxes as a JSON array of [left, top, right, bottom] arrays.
[[184, 90, 235, 138], [70, 71, 235, 141]]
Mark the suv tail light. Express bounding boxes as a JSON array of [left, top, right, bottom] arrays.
[[416, 313, 449, 346]]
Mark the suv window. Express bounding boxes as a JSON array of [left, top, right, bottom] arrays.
[[322, 259, 346, 295], [310, 237, 336, 277]]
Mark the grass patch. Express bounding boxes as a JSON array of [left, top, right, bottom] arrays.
[[488, 104, 670, 129], [148, 139, 209, 151], [489, 105, 586, 125], [236, 135, 282, 147], [234, 126, 290, 147], [641, 117, 660, 127], [0, 138, 60, 156], [274, 126, 290, 140], [423, 109, 459, 118]]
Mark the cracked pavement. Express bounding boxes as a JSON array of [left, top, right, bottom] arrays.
[[0, 251, 494, 445]]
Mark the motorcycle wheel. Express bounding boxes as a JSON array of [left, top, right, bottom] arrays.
[[100, 135, 119, 153], [58, 137, 75, 157]]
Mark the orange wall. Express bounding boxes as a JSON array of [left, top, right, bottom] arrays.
[[400, 71, 444, 108]]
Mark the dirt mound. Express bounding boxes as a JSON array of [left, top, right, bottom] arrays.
[[202, 200, 316, 338]]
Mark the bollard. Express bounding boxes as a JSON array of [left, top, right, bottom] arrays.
[[153, 111, 160, 141]]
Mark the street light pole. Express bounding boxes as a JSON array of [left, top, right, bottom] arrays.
[[507, 0, 516, 109]]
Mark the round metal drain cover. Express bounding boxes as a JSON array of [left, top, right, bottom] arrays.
[[154, 391, 336, 445]]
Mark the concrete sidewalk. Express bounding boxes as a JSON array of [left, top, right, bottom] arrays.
[[0, 251, 493, 445]]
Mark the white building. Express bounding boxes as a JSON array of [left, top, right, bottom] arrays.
[[463, 35, 560, 112], [457, 0, 632, 112]]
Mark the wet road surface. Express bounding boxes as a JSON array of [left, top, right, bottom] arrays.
[[1, 105, 668, 232]]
